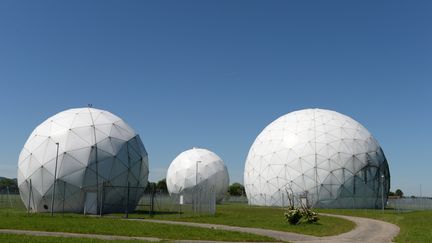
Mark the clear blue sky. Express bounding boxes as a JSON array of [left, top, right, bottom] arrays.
[[0, 1, 430, 196]]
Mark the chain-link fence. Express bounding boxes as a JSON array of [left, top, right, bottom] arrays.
[[387, 198, 432, 210], [0, 186, 24, 210], [100, 184, 216, 218], [222, 195, 248, 204]]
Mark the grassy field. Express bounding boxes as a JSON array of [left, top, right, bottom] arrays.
[[142, 203, 355, 237], [0, 208, 273, 242], [317, 208, 432, 242], [0, 233, 147, 243], [3, 199, 430, 242]]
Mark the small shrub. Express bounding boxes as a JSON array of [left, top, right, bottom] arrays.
[[284, 207, 302, 225], [303, 209, 319, 223], [284, 207, 319, 225]]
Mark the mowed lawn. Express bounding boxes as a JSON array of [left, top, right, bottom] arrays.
[[0, 234, 145, 243], [0, 208, 273, 242], [317, 209, 432, 242], [149, 203, 355, 237]]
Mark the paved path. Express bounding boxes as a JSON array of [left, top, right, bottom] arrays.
[[304, 213, 400, 243], [0, 213, 400, 242]]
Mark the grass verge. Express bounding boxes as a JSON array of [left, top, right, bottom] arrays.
[[140, 203, 355, 237], [0, 208, 273, 242], [0, 233, 144, 243]]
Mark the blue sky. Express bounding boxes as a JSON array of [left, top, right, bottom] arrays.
[[0, 1, 430, 196]]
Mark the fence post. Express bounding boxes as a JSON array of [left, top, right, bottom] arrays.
[[27, 179, 32, 214], [6, 186, 12, 208], [125, 182, 130, 218], [150, 184, 155, 217], [62, 181, 66, 216], [100, 182, 104, 217]]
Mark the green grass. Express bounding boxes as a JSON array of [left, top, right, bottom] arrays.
[[143, 203, 355, 237], [0, 233, 144, 243], [0, 208, 274, 242], [317, 208, 432, 242]]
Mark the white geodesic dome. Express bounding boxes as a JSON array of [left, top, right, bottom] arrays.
[[244, 108, 390, 208], [17, 107, 149, 213], [166, 148, 229, 203]]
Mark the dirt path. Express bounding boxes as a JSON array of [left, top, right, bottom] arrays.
[[0, 213, 399, 242]]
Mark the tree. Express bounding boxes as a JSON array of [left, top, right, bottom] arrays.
[[0, 177, 18, 193], [145, 181, 156, 193], [388, 191, 395, 196], [228, 183, 245, 196], [395, 189, 404, 198], [156, 178, 167, 193]]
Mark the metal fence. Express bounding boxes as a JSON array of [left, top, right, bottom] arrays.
[[222, 195, 248, 204], [100, 184, 216, 218], [0, 187, 24, 210], [387, 198, 432, 210]]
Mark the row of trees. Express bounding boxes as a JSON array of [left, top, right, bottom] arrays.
[[388, 189, 404, 197], [0, 177, 18, 193], [145, 178, 246, 196]]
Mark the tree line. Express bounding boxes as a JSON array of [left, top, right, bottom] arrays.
[[145, 178, 246, 196], [0, 177, 18, 193]]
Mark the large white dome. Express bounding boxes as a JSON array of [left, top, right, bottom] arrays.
[[166, 148, 229, 203], [244, 108, 390, 208], [17, 107, 149, 213]]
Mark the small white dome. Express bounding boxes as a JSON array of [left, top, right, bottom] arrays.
[[166, 148, 229, 203]]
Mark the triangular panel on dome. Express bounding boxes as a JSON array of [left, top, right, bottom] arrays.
[[97, 156, 115, 181], [71, 112, 93, 128], [61, 168, 86, 188], [26, 156, 43, 179], [67, 147, 92, 166], [65, 130, 91, 151], [40, 167, 55, 195], [29, 137, 50, 164], [57, 154, 86, 178], [92, 111, 115, 125], [70, 126, 95, 146], [94, 124, 113, 138], [110, 124, 133, 141], [109, 137, 128, 156], [108, 159, 128, 181], [51, 113, 75, 129]]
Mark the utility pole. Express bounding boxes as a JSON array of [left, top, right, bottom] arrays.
[[381, 174, 385, 211], [195, 161, 201, 213], [51, 142, 60, 216]]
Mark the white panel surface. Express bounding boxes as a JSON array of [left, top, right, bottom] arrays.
[[244, 109, 390, 208], [18, 107, 149, 213], [166, 148, 229, 203]]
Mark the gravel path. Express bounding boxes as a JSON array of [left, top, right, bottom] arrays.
[[0, 213, 400, 242]]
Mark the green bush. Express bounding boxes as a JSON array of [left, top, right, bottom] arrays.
[[303, 209, 319, 223], [284, 206, 319, 225], [284, 207, 302, 225]]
